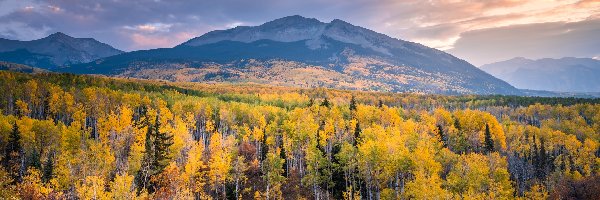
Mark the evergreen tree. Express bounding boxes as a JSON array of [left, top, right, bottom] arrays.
[[279, 142, 288, 177], [29, 149, 42, 170], [3, 122, 23, 182], [316, 131, 324, 154], [484, 124, 494, 153], [261, 132, 268, 162], [454, 117, 461, 131], [349, 96, 357, 111], [378, 99, 384, 108], [321, 98, 330, 108], [136, 113, 174, 192], [331, 144, 345, 199], [437, 125, 447, 148], [353, 122, 361, 146], [151, 114, 173, 172], [42, 152, 54, 183]]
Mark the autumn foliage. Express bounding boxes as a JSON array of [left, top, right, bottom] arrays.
[[0, 71, 599, 199]]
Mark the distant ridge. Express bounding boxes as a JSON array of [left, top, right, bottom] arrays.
[[0, 32, 123, 69], [481, 57, 600, 93]]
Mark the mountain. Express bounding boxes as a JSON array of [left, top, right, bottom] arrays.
[[62, 15, 520, 95], [0, 32, 123, 69], [481, 57, 600, 92]]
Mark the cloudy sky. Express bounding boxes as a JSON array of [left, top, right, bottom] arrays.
[[0, 0, 598, 65]]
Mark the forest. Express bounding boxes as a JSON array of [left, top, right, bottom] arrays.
[[0, 70, 599, 199]]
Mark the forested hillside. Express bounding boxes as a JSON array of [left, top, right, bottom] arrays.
[[0, 71, 598, 199]]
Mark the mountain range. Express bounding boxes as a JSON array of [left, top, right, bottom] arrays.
[[1, 16, 522, 95], [481, 57, 600, 92], [0, 32, 123, 69]]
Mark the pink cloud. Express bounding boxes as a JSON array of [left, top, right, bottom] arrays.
[[128, 31, 198, 50]]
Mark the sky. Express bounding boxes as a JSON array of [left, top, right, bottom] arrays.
[[0, 0, 598, 66]]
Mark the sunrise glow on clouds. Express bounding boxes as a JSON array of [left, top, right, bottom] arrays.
[[0, 0, 598, 64], [369, 0, 599, 50]]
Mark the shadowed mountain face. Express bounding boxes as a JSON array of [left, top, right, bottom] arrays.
[[0, 32, 123, 69], [481, 57, 600, 93], [61, 15, 519, 95]]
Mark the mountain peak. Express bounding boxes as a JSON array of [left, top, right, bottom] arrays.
[[46, 32, 73, 40], [0, 32, 123, 68], [330, 19, 351, 25], [279, 15, 308, 20], [261, 15, 323, 27]]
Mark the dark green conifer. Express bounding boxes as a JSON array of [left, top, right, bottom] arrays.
[[484, 124, 494, 153]]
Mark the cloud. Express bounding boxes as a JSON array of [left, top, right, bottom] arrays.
[[369, 0, 598, 50], [47, 5, 62, 13], [0, 21, 50, 40], [127, 31, 199, 50], [0, 0, 597, 63], [0, 0, 35, 16], [123, 23, 173, 33], [448, 18, 600, 66]]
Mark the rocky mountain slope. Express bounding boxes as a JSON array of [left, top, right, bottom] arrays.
[[0, 32, 123, 69], [481, 57, 600, 92], [62, 16, 519, 95]]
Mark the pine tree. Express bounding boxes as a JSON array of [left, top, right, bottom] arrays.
[[437, 125, 447, 148], [136, 113, 174, 192], [331, 144, 345, 199], [353, 122, 361, 146], [349, 96, 357, 111], [3, 122, 23, 182], [279, 142, 288, 177], [316, 131, 324, 154], [454, 117, 461, 131], [42, 152, 54, 183], [484, 124, 494, 153], [321, 98, 330, 108], [30, 149, 42, 170], [261, 132, 268, 162], [151, 114, 173, 172]]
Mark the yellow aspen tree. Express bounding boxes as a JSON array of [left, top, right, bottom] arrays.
[[405, 140, 450, 199], [110, 174, 137, 200], [184, 141, 209, 198], [76, 176, 110, 200], [208, 133, 234, 199], [15, 100, 30, 117]]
